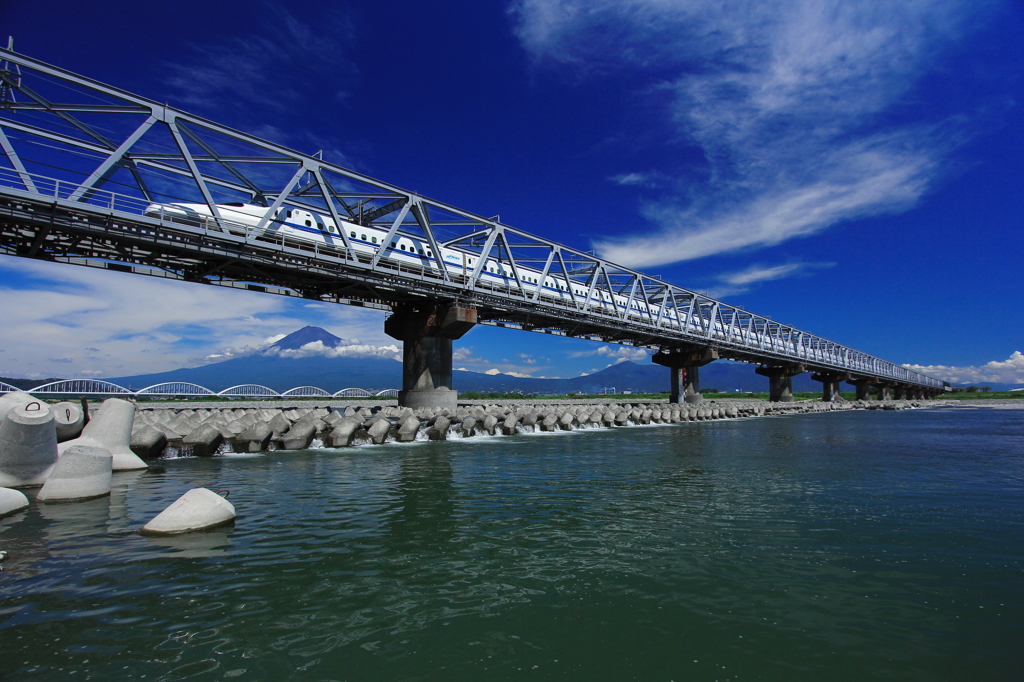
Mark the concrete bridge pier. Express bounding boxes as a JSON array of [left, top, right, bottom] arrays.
[[652, 348, 719, 404], [878, 384, 895, 401], [756, 364, 805, 402], [812, 371, 850, 402], [849, 378, 876, 401], [385, 303, 477, 409], [893, 385, 908, 400]]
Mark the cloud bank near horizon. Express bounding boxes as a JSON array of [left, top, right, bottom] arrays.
[[906, 351, 1024, 386], [511, 0, 995, 269]]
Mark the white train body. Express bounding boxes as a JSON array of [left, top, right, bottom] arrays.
[[143, 201, 704, 330]]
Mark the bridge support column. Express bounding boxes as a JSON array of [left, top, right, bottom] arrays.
[[894, 385, 908, 400], [878, 384, 894, 401], [652, 347, 719, 404], [756, 365, 805, 403], [812, 372, 850, 402], [849, 378, 876, 401], [385, 303, 477, 409]]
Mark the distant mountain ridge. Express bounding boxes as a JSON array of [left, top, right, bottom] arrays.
[[36, 326, 1014, 394]]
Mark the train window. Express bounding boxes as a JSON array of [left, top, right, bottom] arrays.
[[391, 241, 397, 247], [400, 244, 406, 251], [350, 231, 356, 238], [372, 237, 377, 243], [418, 249, 424, 256], [427, 250, 432, 257], [287, 210, 292, 218], [361, 234, 366, 240]]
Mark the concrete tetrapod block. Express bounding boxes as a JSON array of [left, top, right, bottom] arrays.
[[36, 445, 113, 502], [52, 402, 86, 442], [396, 415, 422, 443], [0, 487, 30, 517], [366, 418, 392, 445], [0, 391, 35, 422], [0, 401, 59, 488], [59, 399, 147, 471], [182, 425, 224, 457], [236, 423, 273, 452], [130, 425, 168, 460], [141, 487, 236, 535], [279, 422, 317, 450]]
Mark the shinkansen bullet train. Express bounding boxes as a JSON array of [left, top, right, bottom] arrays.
[[144, 200, 687, 325]]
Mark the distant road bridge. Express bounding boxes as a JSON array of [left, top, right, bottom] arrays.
[[0, 379, 399, 400], [0, 48, 945, 406]]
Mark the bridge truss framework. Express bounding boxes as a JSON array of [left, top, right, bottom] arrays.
[[0, 48, 945, 400]]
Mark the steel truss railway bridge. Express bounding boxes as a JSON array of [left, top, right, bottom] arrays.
[[0, 48, 945, 407]]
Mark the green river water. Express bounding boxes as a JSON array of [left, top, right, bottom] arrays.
[[1, 405, 1022, 681]]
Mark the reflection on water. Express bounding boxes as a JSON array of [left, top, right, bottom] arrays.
[[142, 527, 234, 559], [0, 407, 1022, 681]]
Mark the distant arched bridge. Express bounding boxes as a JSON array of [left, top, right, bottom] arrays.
[[0, 379, 399, 399]]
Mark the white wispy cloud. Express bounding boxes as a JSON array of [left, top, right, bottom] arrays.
[[0, 257, 390, 378], [905, 351, 1024, 385], [609, 171, 670, 188], [511, 0, 992, 268], [264, 340, 401, 361], [570, 344, 650, 362], [707, 260, 835, 298], [164, 3, 359, 165]]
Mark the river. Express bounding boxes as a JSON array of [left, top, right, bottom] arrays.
[[1, 404, 1022, 680]]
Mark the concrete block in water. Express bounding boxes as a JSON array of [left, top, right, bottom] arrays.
[[36, 445, 113, 502], [182, 425, 224, 457], [428, 416, 450, 441], [367, 418, 391, 445], [0, 487, 29, 517], [52, 401, 85, 442], [396, 416, 421, 443], [141, 487, 235, 535], [267, 413, 292, 436], [558, 412, 575, 430], [328, 418, 363, 447], [59, 399, 147, 471], [279, 422, 317, 450], [131, 426, 168, 460], [236, 423, 273, 452], [483, 414, 498, 435], [501, 413, 520, 435], [0, 401, 59, 488], [460, 416, 477, 437]]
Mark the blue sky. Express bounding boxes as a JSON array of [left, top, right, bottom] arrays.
[[1, 0, 1022, 386]]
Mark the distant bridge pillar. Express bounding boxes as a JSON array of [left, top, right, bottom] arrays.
[[385, 303, 477, 409], [756, 364, 805, 403], [893, 385, 908, 400], [849, 377, 876, 401], [878, 384, 895, 401], [652, 347, 719, 404], [812, 371, 850, 402]]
